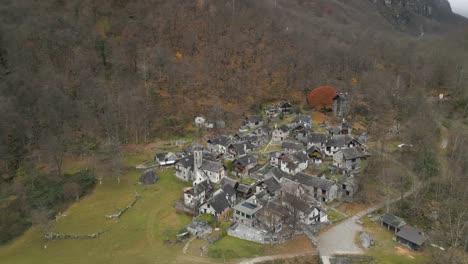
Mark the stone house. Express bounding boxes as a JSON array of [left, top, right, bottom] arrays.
[[281, 141, 305, 154], [255, 177, 282, 197], [279, 151, 309, 175], [198, 189, 231, 219], [278, 101, 292, 114], [324, 135, 360, 156], [233, 197, 262, 228], [207, 135, 231, 154], [291, 124, 311, 141], [246, 115, 263, 129], [199, 160, 226, 183], [332, 93, 349, 117], [272, 125, 290, 142], [333, 148, 369, 173], [155, 152, 177, 166], [254, 125, 272, 137], [306, 133, 327, 150], [183, 180, 213, 209], [307, 145, 324, 164], [233, 154, 257, 176], [281, 173, 338, 203], [228, 141, 255, 157]]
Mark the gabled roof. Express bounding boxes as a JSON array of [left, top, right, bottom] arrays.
[[282, 141, 305, 151], [229, 141, 255, 155], [220, 177, 237, 198], [294, 172, 335, 191], [207, 190, 231, 213], [396, 225, 427, 246], [155, 152, 177, 162], [307, 145, 322, 154], [326, 135, 350, 147], [294, 115, 311, 124], [265, 167, 291, 180], [326, 126, 341, 135], [292, 151, 309, 163], [308, 133, 327, 144], [275, 125, 289, 133], [382, 214, 407, 229], [177, 155, 194, 168], [200, 160, 224, 172], [235, 154, 257, 167], [339, 148, 368, 160], [186, 180, 211, 196], [236, 183, 252, 194], [262, 177, 282, 193], [207, 135, 231, 147], [247, 115, 263, 123]]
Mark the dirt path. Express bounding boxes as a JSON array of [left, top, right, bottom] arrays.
[[238, 253, 317, 264]]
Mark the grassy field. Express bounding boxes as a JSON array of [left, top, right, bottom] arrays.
[[0, 148, 316, 264], [0, 165, 193, 264], [327, 210, 345, 222], [360, 216, 430, 264]]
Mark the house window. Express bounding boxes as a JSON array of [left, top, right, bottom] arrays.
[[342, 184, 346, 190], [322, 197, 326, 202], [346, 191, 350, 196]]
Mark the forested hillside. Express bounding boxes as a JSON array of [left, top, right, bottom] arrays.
[[0, 1, 467, 260]]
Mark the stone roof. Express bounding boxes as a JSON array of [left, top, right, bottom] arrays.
[[326, 135, 351, 147], [307, 145, 322, 154], [275, 125, 289, 133], [139, 170, 158, 185], [247, 115, 263, 123], [292, 151, 309, 163], [235, 154, 257, 167], [326, 126, 341, 135], [333, 93, 348, 101], [262, 177, 282, 193], [265, 167, 291, 180], [230, 141, 255, 155], [236, 183, 252, 194], [396, 225, 427, 246], [186, 180, 211, 196], [294, 172, 335, 191], [208, 135, 231, 147], [382, 214, 407, 229], [207, 190, 231, 214], [177, 155, 194, 168], [294, 115, 311, 124], [282, 141, 305, 151], [339, 148, 368, 160], [200, 160, 224, 172], [308, 133, 327, 144]]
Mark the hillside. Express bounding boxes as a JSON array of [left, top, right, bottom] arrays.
[[0, 0, 467, 252]]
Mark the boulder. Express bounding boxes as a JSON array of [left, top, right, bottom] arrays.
[[359, 231, 374, 249]]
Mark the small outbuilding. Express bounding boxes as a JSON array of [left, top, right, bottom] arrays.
[[396, 225, 427, 251], [381, 214, 407, 234]]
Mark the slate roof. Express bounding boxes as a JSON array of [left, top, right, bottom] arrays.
[[282, 141, 305, 151], [233, 199, 262, 215], [235, 154, 257, 167], [262, 177, 282, 193], [294, 115, 311, 124], [308, 133, 327, 144], [294, 172, 335, 191], [236, 183, 252, 194], [292, 151, 309, 163], [326, 126, 341, 135], [326, 135, 350, 147], [275, 125, 289, 133], [230, 141, 255, 155], [220, 177, 238, 198], [340, 148, 368, 160], [247, 115, 263, 123], [396, 225, 427, 246], [208, 135, 231, 147], [256, 125, 272, 134], [139, 170, 158, 185], [177, 155, 194, 168], [382, 214, 407, 229], [186, 180, 211, 196], [265, 167, 291, 180], [200, 160, 224, 172], [207, 190, 231, 214], [307, 145, 322, 154], [184, 143, 204, 153]]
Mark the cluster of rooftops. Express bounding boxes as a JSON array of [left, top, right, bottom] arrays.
[[149, 100, 373, 238]]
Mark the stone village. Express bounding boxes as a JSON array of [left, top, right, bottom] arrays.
[[145, 94, 427, 251]]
